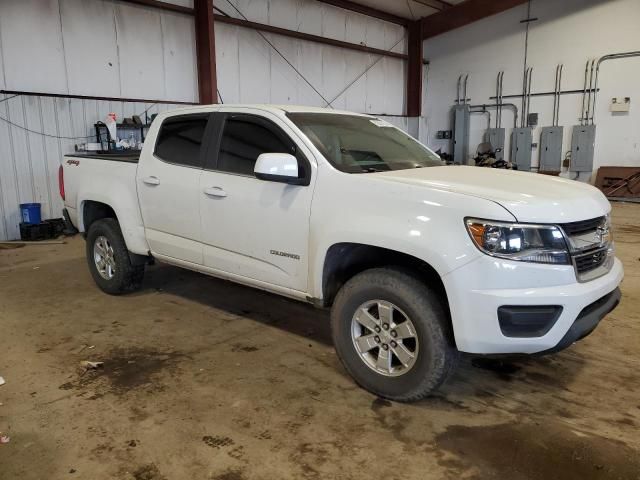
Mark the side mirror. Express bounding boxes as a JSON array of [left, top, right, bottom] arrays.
[[254, 153, 301, 184]]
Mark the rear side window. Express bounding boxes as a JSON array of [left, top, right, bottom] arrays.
[[155, 115, 209, 168], [218, 117, 292, 176]]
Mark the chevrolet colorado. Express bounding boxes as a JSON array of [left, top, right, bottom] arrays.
[[60, 105, 623, 401]]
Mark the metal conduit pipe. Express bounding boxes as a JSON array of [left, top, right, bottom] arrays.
[[463, 74, 469, 105], [580, 59, 593, 125], [470, 103, 518, 128], [526, 67, 533, 126], [553, 64, 563, 126], [589, 51, 640, 124], [586, 58, 597, 124], [470, 109, 491, 127]]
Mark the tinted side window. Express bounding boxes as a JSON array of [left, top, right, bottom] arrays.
[[155, 115, 208, 168], [218, 118, 291, 176]]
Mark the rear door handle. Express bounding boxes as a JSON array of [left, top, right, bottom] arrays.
[[142, 176, 160, 186], [204, 186, 227, 198]]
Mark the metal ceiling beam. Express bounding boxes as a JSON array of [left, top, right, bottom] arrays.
[[214, 14, 408, 60], [195, 0, 218, 104], [315, 0, 409, 26], [422, 0, 529, 39]]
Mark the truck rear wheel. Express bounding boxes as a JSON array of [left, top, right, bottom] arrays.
[[86, 218, 145, 295], [330, 268, 458, 402]]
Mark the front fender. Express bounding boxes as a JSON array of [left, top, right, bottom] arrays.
[[308, 169, 516, 300]]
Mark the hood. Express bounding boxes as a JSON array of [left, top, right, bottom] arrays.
[[374, 166, 610, 223]]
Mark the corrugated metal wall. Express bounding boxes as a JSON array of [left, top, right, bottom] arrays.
[[0, 96, 179, 241], [0, 0, 411, 240]]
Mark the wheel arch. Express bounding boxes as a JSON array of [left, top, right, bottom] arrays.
[[321, 242, 448, 311], [77, 196, 149, 255]]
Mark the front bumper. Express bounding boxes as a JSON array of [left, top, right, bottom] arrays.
[[443, 255, 624, 354]]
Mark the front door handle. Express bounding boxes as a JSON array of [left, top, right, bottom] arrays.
[[204, 186, 227, 198], [142, 176, 160, 186]]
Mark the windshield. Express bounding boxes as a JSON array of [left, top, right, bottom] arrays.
[[287, 113, 443, 173]]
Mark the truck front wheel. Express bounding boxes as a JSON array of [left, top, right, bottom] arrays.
[[86, 218, 145, 295], [330, 268, 458, 402]]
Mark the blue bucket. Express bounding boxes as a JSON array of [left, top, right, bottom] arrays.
[[20, 203, 41, 225]]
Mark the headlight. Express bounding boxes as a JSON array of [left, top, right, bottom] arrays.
[[465, 218, 570, 264]]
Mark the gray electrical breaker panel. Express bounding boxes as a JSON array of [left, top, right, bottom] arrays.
[[539, 126, 563, 172], [485, 128, 505, 160], [452, 104, 470, 165], [510, 127, 533, 171], [570, 125, 596, 172]]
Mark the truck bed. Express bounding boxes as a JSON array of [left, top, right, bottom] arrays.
[[66, 152, 140, 163]]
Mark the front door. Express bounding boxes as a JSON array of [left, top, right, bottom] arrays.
[[137, 113, 212, 264], [199, 111, 315, 292]]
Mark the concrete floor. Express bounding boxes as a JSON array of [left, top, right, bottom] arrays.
[[0, 203, 639, 480]]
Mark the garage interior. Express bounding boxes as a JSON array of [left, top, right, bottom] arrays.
[[1, 0, 639, 479]]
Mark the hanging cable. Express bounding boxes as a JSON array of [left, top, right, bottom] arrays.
[[217, 88, 224, 104], [0, 94, 160, 140], [222, 1, 333, 106], [0, 114, 95, 140]]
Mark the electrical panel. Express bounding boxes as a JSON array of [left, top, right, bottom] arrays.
[[539, 126, 563, 172], [510, 128, 533, 171], [485, 128, 505, 161], [570, 125, 596, 172], [452, 105, 470, 165]]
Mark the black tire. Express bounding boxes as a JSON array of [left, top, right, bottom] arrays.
[[330, 268, 458, 402], [86, 218, 145, 295]]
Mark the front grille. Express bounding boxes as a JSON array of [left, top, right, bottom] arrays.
[[559, 216, 605, 235], [574, 246, 608, 274], [558, 216, 611, 281]]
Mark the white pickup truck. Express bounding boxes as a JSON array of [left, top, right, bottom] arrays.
[[61, 105, 623, 401]]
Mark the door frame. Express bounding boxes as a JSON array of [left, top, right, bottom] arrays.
[[202, 112, 312, 185]]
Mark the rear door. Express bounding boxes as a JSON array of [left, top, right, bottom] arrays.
[[198, 110, 315, 292], [137, 113, 213, 264]]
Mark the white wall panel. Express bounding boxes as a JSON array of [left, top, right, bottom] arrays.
[[114, 4, 165, 100], [238, 29, 271, 103], [60, 0, 120, 97], [269, 35, 301, 104], [161, 12, 198, 102], [215, 23, 241, 103], [0, 0, 196, 102], [0, 0, 68, 94], [267, 0, 300, 31]]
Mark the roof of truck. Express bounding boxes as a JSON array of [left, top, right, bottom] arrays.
[[160, 104, 375, 117]]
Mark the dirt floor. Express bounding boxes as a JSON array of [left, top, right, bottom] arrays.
[[0, 203, 639, 480]]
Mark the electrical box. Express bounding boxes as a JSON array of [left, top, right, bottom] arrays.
[[570, 125, 596, 172], [510, 128, 533, 171], [452, 105, 470, 165], [485, 128, 505, 161], [436, 130, 452, 139], [539, 126, 563, 172], [610, 97, 631, 113], [527, 112, 539, 127]]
